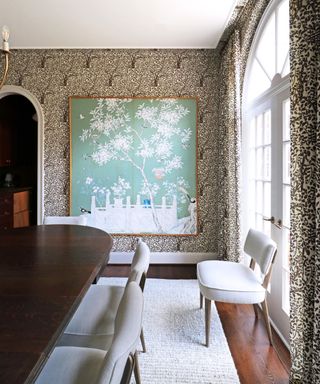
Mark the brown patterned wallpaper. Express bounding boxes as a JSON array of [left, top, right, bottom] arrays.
[[6, 49, 220, 252]]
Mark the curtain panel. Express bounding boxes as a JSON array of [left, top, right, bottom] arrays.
[[290, 0, 320, 382], [216, 0, 270, 262]]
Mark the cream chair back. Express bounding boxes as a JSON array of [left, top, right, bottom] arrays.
[[96, 281, 143, 384], [244, 228, 277, 275], [127, 239, 150, 290], [43, 215, 87, 226]]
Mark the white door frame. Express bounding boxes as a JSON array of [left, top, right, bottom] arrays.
[[0, 85, 44, 224]]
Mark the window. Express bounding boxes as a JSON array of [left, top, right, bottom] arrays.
[[246, 0, 289, 102]]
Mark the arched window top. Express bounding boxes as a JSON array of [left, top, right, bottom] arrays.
[[246, 0, 289, 102]]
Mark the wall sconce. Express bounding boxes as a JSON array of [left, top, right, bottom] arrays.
[[0, 25, 10, 89]]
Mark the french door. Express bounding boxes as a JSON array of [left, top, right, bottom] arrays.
[[243, 82, 290, 345]]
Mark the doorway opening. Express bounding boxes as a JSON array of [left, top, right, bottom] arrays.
[[0, 95, 37, 224], [0, 86, 44, 225], [242, 0, 290, 347]]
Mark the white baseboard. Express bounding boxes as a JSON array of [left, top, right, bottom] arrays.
[[269, 317, 290, 351], [109, 252, 217, 264]]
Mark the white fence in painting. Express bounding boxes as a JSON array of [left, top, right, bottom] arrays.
[[88, 194, 178, 233]]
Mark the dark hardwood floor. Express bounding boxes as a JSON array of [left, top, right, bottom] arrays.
[[216, 302, 290, 384], [103, 263, 197, 279], [104, 264, 290, 384]]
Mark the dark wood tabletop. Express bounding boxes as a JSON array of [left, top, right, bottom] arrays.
[[0, 224, 113, 384]]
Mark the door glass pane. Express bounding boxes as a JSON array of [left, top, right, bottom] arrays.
[[256, 148, 263, 179], [251, 109, 272, 241], [264, 182, 271, 217], [263, 220, 271, 237], [256, 213, 263, 231], [264, 146, 271, 180], [256, 181, 263, 214]]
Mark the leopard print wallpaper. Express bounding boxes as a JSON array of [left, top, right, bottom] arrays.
[[6, 49, 220, 252]]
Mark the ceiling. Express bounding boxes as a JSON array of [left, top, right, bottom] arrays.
[[0, 0, 237, 49]]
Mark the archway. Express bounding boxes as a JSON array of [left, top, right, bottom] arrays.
[[0, 85, 44, 224]]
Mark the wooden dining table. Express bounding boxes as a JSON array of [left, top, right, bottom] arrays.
[[0, 224, 113, 384]]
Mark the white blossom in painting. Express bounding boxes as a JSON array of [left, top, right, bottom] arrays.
[[79, 98, 195, 234], [111, 177, 131, 199]]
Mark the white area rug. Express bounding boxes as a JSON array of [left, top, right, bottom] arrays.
[[99, 278, 240, 384]]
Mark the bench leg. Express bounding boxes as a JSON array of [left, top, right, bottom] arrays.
[[205, 298, 211, 347]]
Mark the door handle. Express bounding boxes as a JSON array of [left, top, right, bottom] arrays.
[[263, 216, 282, 229]]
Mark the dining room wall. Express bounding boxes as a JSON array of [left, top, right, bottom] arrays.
[[6, 49, 220, 252]]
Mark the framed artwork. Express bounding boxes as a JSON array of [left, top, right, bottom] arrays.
[[69, 97, 198, 235]]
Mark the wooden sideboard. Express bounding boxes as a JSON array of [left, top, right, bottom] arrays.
[[0, 187, 31, 230]]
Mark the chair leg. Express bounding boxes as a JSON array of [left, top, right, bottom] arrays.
[[200, 291, 203, 309], [253, 303, 259, 318], [261, 299, 273, 345], [134, 351, 142, 384], [205, 298, 211, 347], [120, 353, 134, 384], [140, 327, 147, 353]]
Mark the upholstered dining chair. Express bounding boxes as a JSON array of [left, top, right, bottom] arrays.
[[197, 228, 277, 347], [43, 215, 87, 225], [58, 239, 150, 356], [35, 281, 143, 384]]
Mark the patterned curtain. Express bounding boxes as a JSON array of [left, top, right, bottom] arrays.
[[290, 0, 320, 382], [217, 30, 241, 262]]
